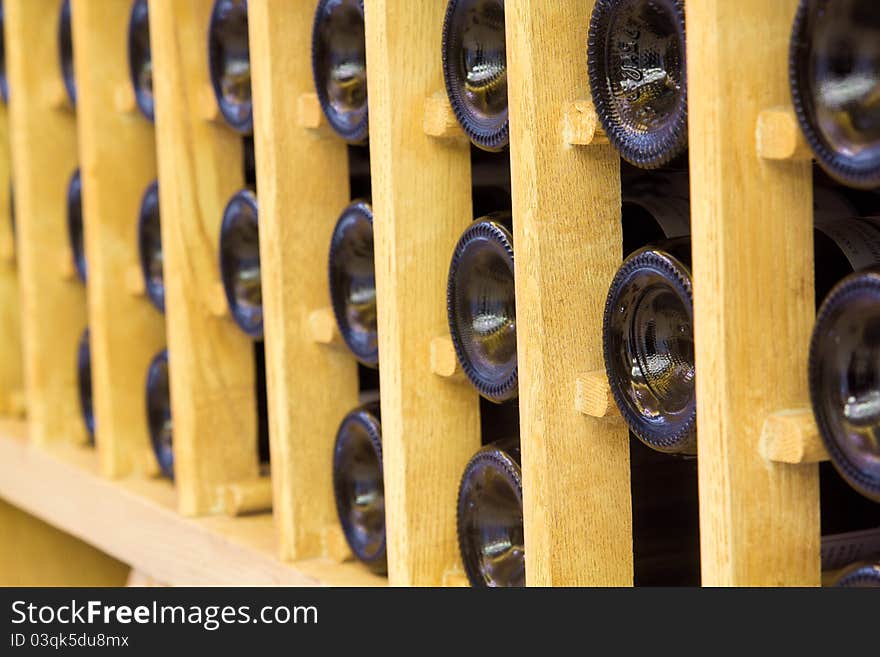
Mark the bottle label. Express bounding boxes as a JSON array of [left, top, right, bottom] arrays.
[[623, 194, 691, 239], [815, 217, 880, 271], [821, 527, 880, 571]]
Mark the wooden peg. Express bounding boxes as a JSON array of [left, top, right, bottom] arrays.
[[575, 370, 621, 419], [423, 91, 467, 141], [199, 83, 221, 122], [114, 83, 137, 114], [563, 99, 609, 146], [759, 408, 829, 464], [208, 282, 230, 318], [756, 106, 813, 161], [44, 78, 71, 110], [221, 478, 273, 516], [430, 335, 464, 380], [309, 307, 345, 348], [59, 250, 77, 281], [297, 92, 327, 130], [124, 264, 146, 296], [322, 524, 353, 564]]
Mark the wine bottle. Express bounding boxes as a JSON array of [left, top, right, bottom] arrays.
[[127, 0, 153, 122], [218, 188, 262, 339], [789, 0, 880, 189], [67, 168, 86, 283], [137, 180, 163, 313], [77, 327, 94, 443], [588, 0, 688, 169], [821, 527, 880, 572], [441, 0, 509, 152], [328, 200, 377, 368], [146, 348, 173, 479], [311, 0, 368, 144], [456, 437, 523, 587], [332, 402, 386, 574], [447, 212, 517, 403], [809, 219, 880, 502], [604, 184, 875, 455], [0, 0, 8, 104], [832, 561, 880, 587], [58, 0, 75, 107], [603, 190, 694, 454], [208, 0, 252, 134]]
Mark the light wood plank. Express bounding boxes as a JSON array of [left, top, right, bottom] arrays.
[[72, 0, 166, 478], [688, 0, 821, 586], [248, 0, 360, 562], [0, 94, 24, 418], [0, 420, 384, 586], [149, 0, 258, 515], [506, 0, 633, 585], [5, 0, 87, 445], [365, 0, 482, 586], [0, 497, 129, 586]]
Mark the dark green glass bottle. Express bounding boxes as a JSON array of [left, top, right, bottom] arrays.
[[218, 188, 262, 339], [311, 0, 368, 144], [447, 213, 517, 403], [328, 200, 377, 368], [456, 438, 523, 587], [790, 0, 880, 189], [588, 0, 688, 169], [127, 0, 153, 122], [77, 327, 94, 444], [146, 349, 173, 479], [441, 0, 509, 152], [208, 0, 252, 134], [332, 402, 386, 574]]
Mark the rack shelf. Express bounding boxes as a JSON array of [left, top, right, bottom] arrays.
[[0, 420, 383, 586]]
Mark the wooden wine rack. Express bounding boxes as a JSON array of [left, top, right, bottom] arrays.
[[0, 0, 839, 586]]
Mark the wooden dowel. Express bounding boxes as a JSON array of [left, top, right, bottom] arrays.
[[221, 478, 273, 517], [58, 250, 77, 281], [574, 370, 621, 419], [44, 78, 70, 110], [124, 264, 146, 297], [297, 92, 327, 131], [759, 408, 829, 464], [756, 106, 813, 161], [322, 524, 353, 564], [308, 307, 345, 349], [198, 83, 220, 122], [423, 91, 467, 141], [207, 282, 229, 318], [563, 99, 609, 146], [430, 335, 464, 380], [113, 83, 137, 114]]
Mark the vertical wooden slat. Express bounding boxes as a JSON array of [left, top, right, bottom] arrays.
[[72, 0, 165, 478], [365, 0, 481, 586], [0, 89, 23, 418], [688, 0, 820, 585], [5, 0, 86, 446], [150, 0, 258, 515], [248, 0, 359, 561], [506, 0, 633, 585]]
